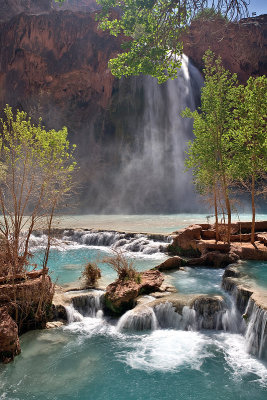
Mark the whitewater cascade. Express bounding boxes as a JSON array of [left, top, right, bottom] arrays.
[[245, 298, 267, 359], [66, 289, 267, 360], [117, 299, 244, 333], [110, 55, 203, 213], [83, 55, 204, 213], [66, 290, 104, 323], [28, 229, 171, 255], [63, 229, 171, 254]]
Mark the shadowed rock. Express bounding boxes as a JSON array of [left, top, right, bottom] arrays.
[[0, 308, 21, 364]]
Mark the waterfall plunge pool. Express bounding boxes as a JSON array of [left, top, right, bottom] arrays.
[[1, 220, 267, 399], [1, 319, 267, 400]]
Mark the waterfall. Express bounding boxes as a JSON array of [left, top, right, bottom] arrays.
[[110, 55, 204, 213], [63, 229, 171, 254], [245, 298, 267, 359], [81, 55, 204, 213], [66, 290, 104, 322], [117, 306, 158, 331], [117, 297, 241, 333], [66, 305, 84, 323]]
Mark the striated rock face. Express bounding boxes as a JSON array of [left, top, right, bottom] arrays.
[[0, 11, 120, 120], [105, 270, 164, 314], [0, 308, 21, 364], [0, 0, 52, 22], [0, 0, 98, 22], [182, 14, 267, 83]]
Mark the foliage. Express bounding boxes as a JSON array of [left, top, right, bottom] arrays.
[[229, 76, 267, 242], [183, 52, 267, 244], [182, 50, 238, 242], [94, 0, 248, 83], [82, 262, 101, 287], [0, 106, 77, 276], [103, 249, 140, 282], [192, 7, 228, 21], [230, 76, 267, 185]]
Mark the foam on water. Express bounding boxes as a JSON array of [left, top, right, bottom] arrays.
[[214, 332, 267, 386], [122, 330, 212, 372]]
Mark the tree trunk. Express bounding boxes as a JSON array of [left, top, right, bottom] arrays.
[[251, 174, 256, 245], [221, 175, 231, 243], [214, 184, 219, 242]]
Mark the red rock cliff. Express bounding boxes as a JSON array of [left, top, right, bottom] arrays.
[[0, 11, 120, 128], [182, 14, 267, 83]]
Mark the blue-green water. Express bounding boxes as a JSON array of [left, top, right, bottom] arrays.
[[166, 267, 224, 295], [58, 213, 267, 233], [239, 261, 267, 290], [0, 322, 267, 400], [1, 215, 267, 400], [31, 247, 165, 285]]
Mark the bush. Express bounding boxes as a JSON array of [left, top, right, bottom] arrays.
[[82, 262, 101, 287], [103, 249, 140, 282]]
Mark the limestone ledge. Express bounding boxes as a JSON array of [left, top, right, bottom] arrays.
[[222, 265, 267, 313]]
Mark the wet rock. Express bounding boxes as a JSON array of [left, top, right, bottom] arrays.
[[222, 274, 253, 314], [0, 308, 21, 364], [46, 321, 64, 329], [192, 295, 225, 330], [105, 270, 164, 314]]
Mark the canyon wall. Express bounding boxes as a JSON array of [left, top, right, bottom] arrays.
[[182, 14, 267, 84], [0, 6, 266, 212]]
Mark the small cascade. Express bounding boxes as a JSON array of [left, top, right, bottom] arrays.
[[117, 294, 247, 334], [66, 304, 84, 323], [222, 268, 253, 314], [63, 229, 171, 254], [221, 295, 246, 334], [244, 298, 267, 360], [117, 306, 158, 331], [66, 290, 104, 322], [153, 302, 198, 330]]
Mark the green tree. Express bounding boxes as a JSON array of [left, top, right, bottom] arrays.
[[0, 106, 77, 276], [94, 0, 249, 83], [183, 51, 238, 242], [230, 76, 267, 244]]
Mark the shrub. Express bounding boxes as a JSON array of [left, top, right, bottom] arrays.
[[103, 249, 140, 282], [82, 262, 101, 287]]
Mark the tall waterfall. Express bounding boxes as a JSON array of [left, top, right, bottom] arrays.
[[82, 56, 204, 213], [245, 298, 267, 359]]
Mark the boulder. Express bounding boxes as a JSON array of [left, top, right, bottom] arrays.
[[171, 225, 202, 255], [0, 308, 21, 364], [187, 251, 239, 268], [105, 270, 164, 314], [156, 256, 187, 271]]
